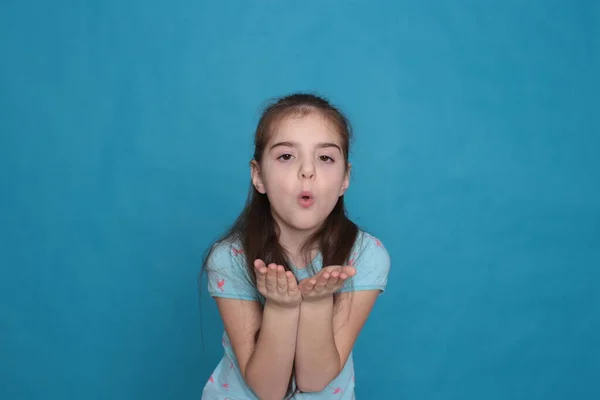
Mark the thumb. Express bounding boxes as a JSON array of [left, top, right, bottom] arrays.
[[342, 265, 356, 277]]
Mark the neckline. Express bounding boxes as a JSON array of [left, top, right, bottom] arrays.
[[289, 252, 321, 271]]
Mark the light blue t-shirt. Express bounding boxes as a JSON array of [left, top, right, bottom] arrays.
[[202, 230, 391, 399]]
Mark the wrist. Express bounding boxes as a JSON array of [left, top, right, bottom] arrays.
[[264, 299, 301, 313], [301, 295, 334, 310]]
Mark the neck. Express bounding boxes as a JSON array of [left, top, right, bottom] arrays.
[[273, 217, 320, 268]]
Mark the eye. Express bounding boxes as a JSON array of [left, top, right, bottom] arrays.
[[319, 155, 334, 163], [278, 153, 293, 161]]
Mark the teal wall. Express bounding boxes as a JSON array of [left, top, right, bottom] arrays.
[[1, 1, 598, 399]]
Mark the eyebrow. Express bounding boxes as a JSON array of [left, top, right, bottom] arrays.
[[269, 141, 341, 152]]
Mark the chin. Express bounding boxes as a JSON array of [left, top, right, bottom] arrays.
[[292, 214, 329, 232], [271, 204, 332, 233], [292, 222, 322, 232]]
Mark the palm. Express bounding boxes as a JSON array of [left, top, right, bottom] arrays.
[[298, 265, 356, 300], [254, 259, 302, 308]]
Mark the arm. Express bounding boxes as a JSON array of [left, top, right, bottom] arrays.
[[215, 261, 302, 400], [295, 288, 380, 392], [294, 296, 339, 391], [295, 234, 391, 392], [216, 298, 299, 400]]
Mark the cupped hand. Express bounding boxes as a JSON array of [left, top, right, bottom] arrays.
[[254, 259, 302, 308], [297, 265, 356, 302]]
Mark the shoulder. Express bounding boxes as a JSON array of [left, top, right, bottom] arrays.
[[205, 236, 246, 270], [205, 236, 260, 301], [352, 230, 390, 265], [338, 230, 391, 293], [204, 236, 250, 285]]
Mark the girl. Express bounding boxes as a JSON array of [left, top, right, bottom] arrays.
[[201, 93, 390, 400]]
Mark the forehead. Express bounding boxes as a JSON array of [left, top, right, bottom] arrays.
[[268, 113, 341, 146]]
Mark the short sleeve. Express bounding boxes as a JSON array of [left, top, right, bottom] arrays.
[[205, 240, 261, 301], [338, 232, 391, 294]]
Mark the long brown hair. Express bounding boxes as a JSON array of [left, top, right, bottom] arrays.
[[203, 92, 359, 285]]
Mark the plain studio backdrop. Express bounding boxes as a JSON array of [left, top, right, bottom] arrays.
[[1, 1, 598, 399]]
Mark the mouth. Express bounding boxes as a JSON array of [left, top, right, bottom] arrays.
[[298, 191, 314, 208]]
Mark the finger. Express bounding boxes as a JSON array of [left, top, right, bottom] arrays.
[[341, 266, 356, 277], [297, 278, 309, 293], [286, 271, 299, 293], [322, 265, 342, 274], [276, 265, 288, 294], [302, 279, 317, 293], [254, 259, 267, 275], [314, 272, 330, 292], [254, 260, 267, 289], [265, 263, 278, 292], [325, 270, 340, 289]]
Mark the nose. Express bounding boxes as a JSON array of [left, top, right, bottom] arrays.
[[299, 161, 315, 180]]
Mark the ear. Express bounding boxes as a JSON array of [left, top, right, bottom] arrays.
[[339, 162, 351, 196], [250, 160, 267, 194]]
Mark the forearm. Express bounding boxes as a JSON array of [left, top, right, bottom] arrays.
[[295, 296, 341, 392], [245, 301, 300, 400]]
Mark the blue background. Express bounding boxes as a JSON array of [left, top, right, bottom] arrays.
[[1, 1, 599, 399]]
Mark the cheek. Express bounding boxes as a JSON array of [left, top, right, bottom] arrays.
[[319, 172, 346, 195], [323, 165, 346, 184], [263, 170, 293, 194]]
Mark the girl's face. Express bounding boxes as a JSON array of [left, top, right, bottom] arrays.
[[251, 113, 350, 235]]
